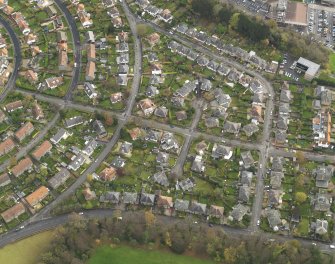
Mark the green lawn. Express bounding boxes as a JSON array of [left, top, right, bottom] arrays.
[[0, 231, 53, 264], [329, 53, 335, 73], [88, 245, 214, 264]]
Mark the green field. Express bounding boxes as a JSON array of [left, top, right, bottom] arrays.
[[88, 245, 214, 264], [329, 53, 335, 73], [0, 231, 53, 264]]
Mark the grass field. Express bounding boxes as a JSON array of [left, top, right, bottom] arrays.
[[88, 245, 215, 264], [0, 231, 53, 264], [329, 53, 335, 73]]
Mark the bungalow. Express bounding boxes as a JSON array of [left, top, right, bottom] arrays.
[[314, 165, 334, 189], [107, 6, 119, 18], [268, 189, 282, 207], [111, 156, 126, 168], [123, 192, 139, 204], [272, 156, 284, 172], [191, 155, 205, 173], [100, 191, 120, 204], [152, 171, 169, 187], [117, 31, 129, 43], [65, 116, 83, 128], [140, 193, 155, 206], [4, 100, 23, 113], [48, 168, 71, 189], [11, 157, 33, 177], [240, 171, 253, 186], [156, 195, 173, 208], [15, 122, 34, 142], [0, 172, 10, 187], [85, 31, 95, 43], [110, 92, 123, 104], [314, 194, 331, 211], [275, 130, 287, 144], [117, 75, 128, 86], [238, 185, 250, 203], [102, 0, 116, 8], [45, 76, 64, 89], [25, 33, 37, 45], [147, 33, 160, 46], [146, 85, 159, 98], [119, 141, 133, 157], [0, 137, 15, 156], [178, 178, 195, 192], [32, 140, 52, 161], [144, 129, 162, 142], [1, 203, 25, 223], [315, 219, 328, 235], [212, 143, 232, 160], [209, 205, 224, 218], [154, 106, 168, 118], [175, 110, 187, 121], [50, 128, 71, 144], [156, 151, 169, 164], [111, 16, 122, 28], [242, 123, 259, 137], [189, 201, 207, 215], [82, 139, 98, 156], [159, 9, 173, 23], [175, 23, 188, 34], [270, 171, 284, 189], [205, 117, 219, 128], [99, 166, 116, 181]]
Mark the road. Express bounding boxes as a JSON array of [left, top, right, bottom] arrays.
[[0, 15, 21, 102], [54, 0, 81, 101]]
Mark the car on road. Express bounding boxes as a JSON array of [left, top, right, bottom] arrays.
[[330, 245, 335, 249], [257, 220, 260, 226], [78, 212, 84, 215]]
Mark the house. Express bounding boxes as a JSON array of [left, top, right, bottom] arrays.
[[240, 151, 255, 168], [111, 17, 122, 28], [85, 61, 96, 81], [119, 141, 133, 157], [271, 156, 284, 172], [189, 201, 207, 215], [147, 52, 158, 63], [291, 207, 301, 223], [209, 205, 224, 218], [173, 80, 198, 97], [48, 168, 71, 189], [277, 116, 288, 130], [175, 111, 187, 121], [205, 117, 219, 128], [156, 195, 173, 208], [152, 171, 169, 187], [111, 156, 126, 168], [1, 203, 25, 223], [0, 109, 5, 123], [195, 141, 208, 156], [212, 143, 232, 160], [156, 151, 169, 164], [144, 129, 162, 142], [238, 185, 250, 203], [270, 171, 284, 189], [118, 31, 129, 43], [178, 178, 195, 192], [129, 127, 142, 141], [242, 123, 259, 137], [140, 193, 155, 206], [223, 121, 241, 134], [116, 42, 129, 53], [296, 57, 320, 80], [117, 75, 128, 86], [135, 0, 149, 8], [123, 192, 138, 204], [160, 132, 179, 152], [312, 111, 332, 148], [78, 7, 93, 28], [314, 194, 331, 211], [145, 5, 162, 18], [46, 5, 58, 18], [174, 199, 189, 212], [4, 100, 23, 112], [25, 70, 38, 84], [240, 171, 253, 186], [154, 106, 168, 118], [25, 186, 49, 208], [85, 31, 95, 43], [107, 6, 119, 18], [83, 82, 97, 99], [191, 155, 205, 173], [102, 0, 116, 8], [25, 33, 37, 45], [87, 44, 96, 61], [279, 102, 290, 116], [0, 172, 10, 187], [249, 105, 263, 123], [82, 187, 96, 201], [50, 128, 71, 144], [32, 101, 44, 120], [58, 50, 68, 71], [138, 98, 156, 116], [268, 189, 282, 206], [110, 92, 123, 104], [0, 138, 15, 156], [93, 120, 107, 138], [314, 165, 334, 188], [275, 130, 287, 144], [99, 166, 116, 181], [57, 31, 68, 43], [315, 219, 328, 235], [147, 33, 160, 46], [196, 55, 209, 67], [82, 139, 98, 156], [118, 64, 129, 75], [147, 86, 159, 98], [45, 76, 64, 89], [217, 63, 231, 76], [68, 154, 85, 171], [266, 209, 281, 231], [159, 9, 173, 23], [32, 140, 52, 161], [280, 89, 291, 103], [100, 191, 120, 204], [230, 204, 248, 222], [15, 122, 34, 142], [65, 116, 83, 128]]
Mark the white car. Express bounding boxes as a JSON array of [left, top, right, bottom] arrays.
[[257, 220, 260, 226], [330, 245, 335, 249]]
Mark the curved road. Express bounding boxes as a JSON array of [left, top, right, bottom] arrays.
[[54, 0, 81, 101], [0, 15, 21, 102]]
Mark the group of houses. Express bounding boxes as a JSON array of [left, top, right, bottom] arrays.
[[312, 86, 333, 148], [0, 32, 11, 86], [135, 0, 173, 23], [173, 23, 277, 73], [103, 0, 123, 28], [275, 81, 291, 145]]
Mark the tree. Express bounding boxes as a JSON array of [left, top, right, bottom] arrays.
[[144, 210, 156, 226], [103, 112, 114, 126], [224, 246, 238, 264], [229, 13, 240, 31], [9, 157, 17, 167], [136, 24, 150, 37], [191, 0, 214, 19], [295, 151, 306, 165], [295, 173, 305, 189], [295, 192, 307, 204]]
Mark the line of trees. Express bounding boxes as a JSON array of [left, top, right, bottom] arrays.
[[37, 211, 330, 264], [191, 0, 330, 66]]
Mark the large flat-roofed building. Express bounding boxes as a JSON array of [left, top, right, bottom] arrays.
[[296, 57, 320, 80], [277, 0, 307, 28]]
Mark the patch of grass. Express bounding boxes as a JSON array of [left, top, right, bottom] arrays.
[[329, 53, 335, 73], [0, 231, 53, 264], [88, 245, 214, 264]]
